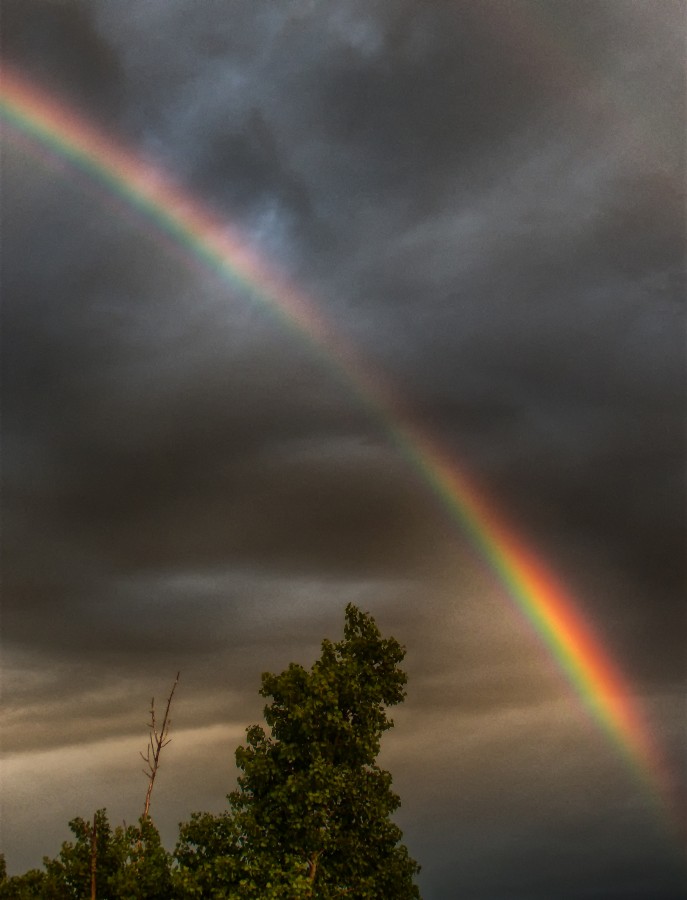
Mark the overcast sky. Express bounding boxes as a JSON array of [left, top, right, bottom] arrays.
[[1, 2, 685, 897]]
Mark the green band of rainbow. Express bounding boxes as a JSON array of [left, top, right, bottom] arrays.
[[1, 67, 679, 837]]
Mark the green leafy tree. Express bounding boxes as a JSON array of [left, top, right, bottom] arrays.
[[41, 809, 115, 898], [0, 861, 47, 900], [0, 810, 176, 899], [106, 816, 176, 899], [176, 604, 421, 898]]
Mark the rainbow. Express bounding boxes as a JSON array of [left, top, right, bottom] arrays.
[[0, 68, 678, 832]]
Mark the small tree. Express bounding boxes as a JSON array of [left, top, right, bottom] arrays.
[[176, 604, 421, 898], [34, 811, 175, 899]]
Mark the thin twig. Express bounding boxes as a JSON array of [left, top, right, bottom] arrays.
[[142, 672, 180, 818]]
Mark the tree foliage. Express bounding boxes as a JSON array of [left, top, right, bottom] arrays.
[[175, 604, 420, 898], [1, 605, 421, 898], [0, 812, 175, 899]]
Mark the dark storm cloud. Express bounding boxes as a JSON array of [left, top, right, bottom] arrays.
[[390, 699, 687, 899], [1, 0, 123, 123], [2, 149, 441, 660], [3, 0, 683, 715], [3, 0, 682, 675]]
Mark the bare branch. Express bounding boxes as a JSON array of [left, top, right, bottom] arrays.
[[142, 672, 180, 819]]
